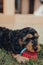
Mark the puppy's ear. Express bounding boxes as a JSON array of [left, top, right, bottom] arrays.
[[19, 39, 23, 46], [37, 44, 41, 52]]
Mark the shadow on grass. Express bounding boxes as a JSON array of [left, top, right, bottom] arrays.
[[0, 44, 43, 65]]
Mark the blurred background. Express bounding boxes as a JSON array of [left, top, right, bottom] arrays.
[[0, 0, 43, 14], [0, 0, 43, 44]]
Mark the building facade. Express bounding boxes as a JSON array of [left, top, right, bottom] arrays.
[[0, 0, 42, 14]]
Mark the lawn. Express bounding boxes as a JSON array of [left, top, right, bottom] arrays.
[[0, 44, 43, 65]]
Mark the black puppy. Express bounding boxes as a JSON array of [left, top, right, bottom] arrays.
[[0, 27, 41, 54], [0, 27, 21, 54], [19, 27, 41, 53]]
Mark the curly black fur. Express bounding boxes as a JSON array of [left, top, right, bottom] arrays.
[[0, 27, 38, 54]]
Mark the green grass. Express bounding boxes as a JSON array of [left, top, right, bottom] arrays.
[[0, 44, 43, 65]]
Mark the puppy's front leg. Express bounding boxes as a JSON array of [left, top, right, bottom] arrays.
[[12, 54, 29, 63]]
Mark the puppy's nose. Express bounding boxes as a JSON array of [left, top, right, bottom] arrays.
[[34, 47, 38, 51], [34, 39, 38, 44]]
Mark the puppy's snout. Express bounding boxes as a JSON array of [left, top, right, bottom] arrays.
[[32, 39, 38, 45], [32, 39, 38, 51], [34, 47, 38, 51], [34, 39, 38, 44]]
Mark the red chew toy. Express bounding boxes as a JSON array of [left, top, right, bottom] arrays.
[[22, 50, 38, 60]]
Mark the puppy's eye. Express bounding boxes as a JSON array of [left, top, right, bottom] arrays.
[[23, 34, 33, 41], [25, 34, 33, 38]]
